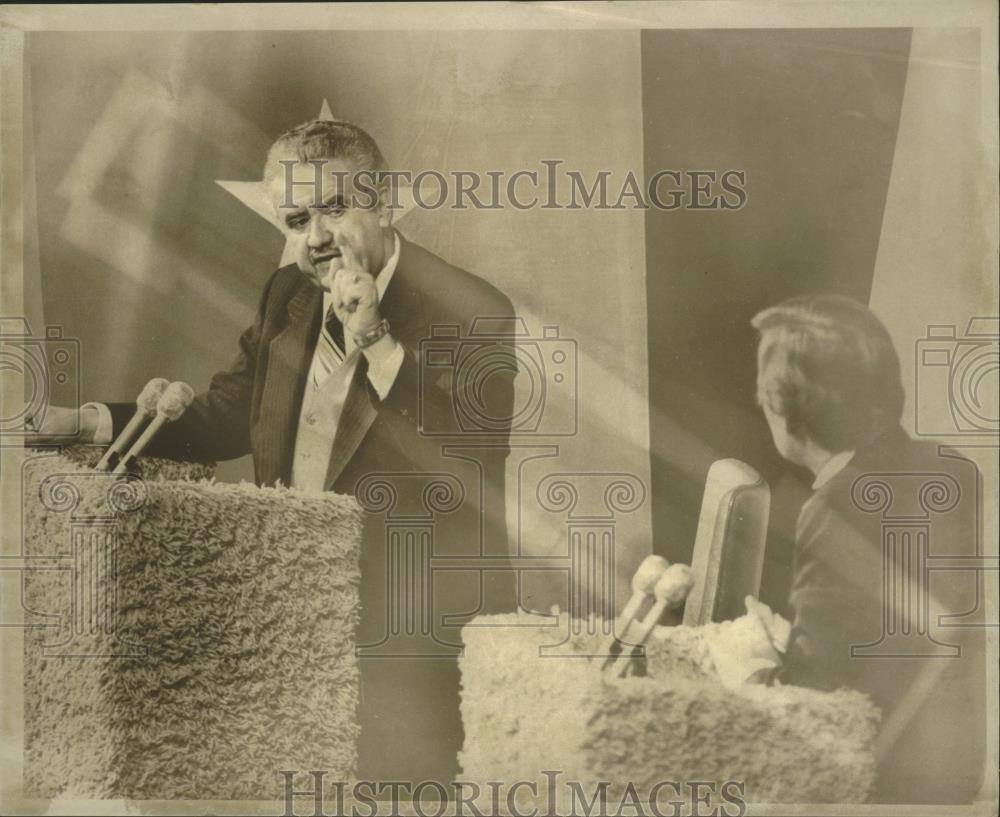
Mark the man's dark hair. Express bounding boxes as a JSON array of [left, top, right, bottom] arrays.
[[752, 293, 905, 452], [263, 118, 387, 183]]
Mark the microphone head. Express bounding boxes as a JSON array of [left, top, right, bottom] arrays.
[[156, 381, 195, 421], [631, 555, 670, 595], [654, 563, 694, 607], [136, 378, 170, 415]]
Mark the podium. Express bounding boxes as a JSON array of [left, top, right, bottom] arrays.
[[459, 612, 880, 807], [21, 448, 363, 799]]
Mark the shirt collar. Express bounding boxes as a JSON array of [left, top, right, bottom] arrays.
[[375, 229, 401, 301], [812, 449, 856, 490]]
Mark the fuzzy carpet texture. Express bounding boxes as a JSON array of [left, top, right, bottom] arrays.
[[459, 611, 879, 809], [22, 450, 363, 799]]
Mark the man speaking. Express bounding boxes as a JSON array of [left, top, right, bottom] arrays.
[[37, 118, 518, 787]]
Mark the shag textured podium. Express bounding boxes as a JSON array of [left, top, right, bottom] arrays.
[[22, 449, 364, 799], [459, 611, 879, 807]]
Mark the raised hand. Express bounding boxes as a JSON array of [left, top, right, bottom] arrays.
[[325, 244, 382, 341]]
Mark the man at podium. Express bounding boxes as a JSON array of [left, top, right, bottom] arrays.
[[34, 118, 518, 789]]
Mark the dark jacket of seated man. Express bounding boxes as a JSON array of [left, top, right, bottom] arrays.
[[752, 294, 986, 805], [103, 235, 517, 786], [777, 425, 986, 804]]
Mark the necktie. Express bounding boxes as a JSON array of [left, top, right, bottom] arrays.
[[325, 305, 346, 353], [313, 305, 347, 386]]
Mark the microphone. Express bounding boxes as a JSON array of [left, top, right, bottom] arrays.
[[610, 564, 694, 678], [94, 378, 170, 472], [113, 381, 194, 474], [600, 555, 669, 672]]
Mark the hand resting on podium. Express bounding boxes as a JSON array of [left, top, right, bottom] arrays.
[[24, 405, 100, 444]]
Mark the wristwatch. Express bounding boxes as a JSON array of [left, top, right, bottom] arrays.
[[354, 318, 391, 349]]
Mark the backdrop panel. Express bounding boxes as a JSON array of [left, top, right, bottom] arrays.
[[641, 28, 912, 610]]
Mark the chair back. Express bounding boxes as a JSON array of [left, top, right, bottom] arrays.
[[682, 458, 770, 625]]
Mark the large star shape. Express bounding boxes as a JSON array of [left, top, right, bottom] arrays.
[[216, 100, 414, 260]]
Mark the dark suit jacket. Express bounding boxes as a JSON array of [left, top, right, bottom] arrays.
[[107, 236, 517, 785], [777, 426, 987, 804], [108, 236, 513, 488]]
